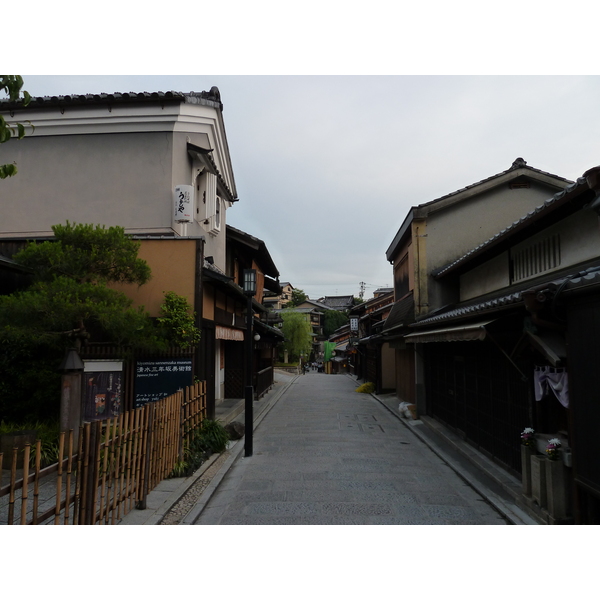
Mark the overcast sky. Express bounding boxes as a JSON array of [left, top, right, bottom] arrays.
[[7, 5, 600, 302], [17, 75, 600, 300]]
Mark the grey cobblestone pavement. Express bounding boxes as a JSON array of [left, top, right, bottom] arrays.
[[190, 372, 509, 525]]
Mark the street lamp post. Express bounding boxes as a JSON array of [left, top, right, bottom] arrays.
[[243, 269, 257, 457]]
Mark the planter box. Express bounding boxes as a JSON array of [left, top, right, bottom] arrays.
[[1, 430, 37, 469], [531, 454, 547, 508], [545, 459, 570, 520], [521, 445, 535, 496]]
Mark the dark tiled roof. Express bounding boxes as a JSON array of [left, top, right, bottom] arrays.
[[419, 158, 573, 211], [413, 263, 600, 329], [319, 296, 354, 310], [381, 293, 415, 333], [413, 292, 523, 328], [226, 225, 279, 279], [433, 177, 588, 278], [0, 89, 223, 111]]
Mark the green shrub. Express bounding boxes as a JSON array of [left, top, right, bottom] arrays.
[[168, 419, 229, 478], [0, 419, 61, 468], [355, 382, 375, 394]]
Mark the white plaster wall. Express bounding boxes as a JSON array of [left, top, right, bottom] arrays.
[[0, 131, 174, 236], [460, 252, 510, 301]]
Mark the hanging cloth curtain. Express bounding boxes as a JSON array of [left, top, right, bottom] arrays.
[[533, 365, 569, 408]]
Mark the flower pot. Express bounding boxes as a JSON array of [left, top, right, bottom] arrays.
[[545, 458, 570, 520], [521, 445, 535, 496], [531, 454, 547, 508]]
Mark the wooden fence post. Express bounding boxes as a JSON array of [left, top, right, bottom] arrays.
[[84, 422, 100, 525], [137, 402, 154, 510]]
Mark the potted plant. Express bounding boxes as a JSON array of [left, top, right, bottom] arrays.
[[520, 427, 536, 496]]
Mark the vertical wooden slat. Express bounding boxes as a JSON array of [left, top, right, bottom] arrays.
[[129, 408, 141, 511], [32, 439, 42, 525], [98, 418, 111, 523], [107, 416, 119, 524], [91, 421, 102, 525], [64, 431, 74, 525], [20, 444, 31, 525], [110, 413, 124, 524], [123, 411, 135, 515], [116, 411, 130, 521], [139, 402, 154, 509], [73, 425, 84, 525], [8, 447, 18, 525], [102, 418, 114, 525], [54, 432, 65, 524], [80, 422, 92, 524]]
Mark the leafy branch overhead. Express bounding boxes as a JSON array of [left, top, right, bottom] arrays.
[[1, 223, 155, 348], [157, 291, 201, 348], [15, 222, 152, 285], [0, 75, 35, 179]]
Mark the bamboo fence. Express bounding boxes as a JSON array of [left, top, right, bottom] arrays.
[[0, 380, 206, 525]]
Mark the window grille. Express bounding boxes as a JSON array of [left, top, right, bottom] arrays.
[[511, 234, 561, 282]]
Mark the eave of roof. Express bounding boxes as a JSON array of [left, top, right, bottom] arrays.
[[0, 90, 223, 112], [188, 143, 237, 204], [412, 259, 600, 329], [0, 254, 32, 273], [381, 292, 415, 333], [226, 225, 279, 279]]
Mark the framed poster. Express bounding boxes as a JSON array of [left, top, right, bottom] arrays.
[[83, 360, 123, 422]]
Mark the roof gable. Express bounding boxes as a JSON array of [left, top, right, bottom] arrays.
[[387, 159, 572, 261]]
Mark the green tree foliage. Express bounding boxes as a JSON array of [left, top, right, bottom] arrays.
[[0, 223, 164, 421], [0, 75, 34, 179], [3, 223, 154, 347], [280, 310, 312, 361], [15, 222, 151, 285], [157, 291, 201, 347], [287, 288, 308, 307], [323, 309, 349, 337]]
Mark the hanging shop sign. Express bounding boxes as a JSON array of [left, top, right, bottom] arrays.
[[215, 325, 244, 341]]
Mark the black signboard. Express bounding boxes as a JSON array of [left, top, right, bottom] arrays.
[[134, 359, 193, 408]]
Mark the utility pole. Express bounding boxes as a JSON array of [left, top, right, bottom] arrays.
[[359, 281, 365, 300]]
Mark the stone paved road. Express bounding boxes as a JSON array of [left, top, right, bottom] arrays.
[[194, 373, 508, 525]]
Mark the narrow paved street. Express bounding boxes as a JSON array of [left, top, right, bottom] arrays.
[[192, 372, 508, 525]]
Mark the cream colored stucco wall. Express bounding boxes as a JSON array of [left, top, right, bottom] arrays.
[[110, 239, 197, 317], [460, 252, 510, 301]]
